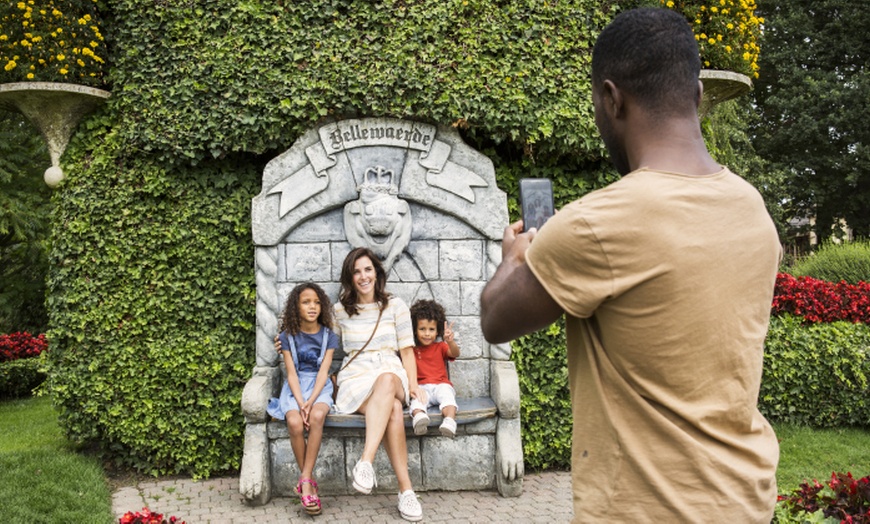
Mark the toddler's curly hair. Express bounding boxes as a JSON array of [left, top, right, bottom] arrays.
[[409, 299, 447, 345]]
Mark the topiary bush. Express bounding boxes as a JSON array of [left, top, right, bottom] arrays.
[[760, 314, 870, 427], [46, 0, 630, 477], [790, 241, 870, 285]]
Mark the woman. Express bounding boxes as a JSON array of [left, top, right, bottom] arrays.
[[332, 247, 423, 522]]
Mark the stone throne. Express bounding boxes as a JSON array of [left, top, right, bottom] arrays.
[[240, 117, 523, 504]]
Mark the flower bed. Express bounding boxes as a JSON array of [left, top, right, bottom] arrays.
[[0, 331, 47, 361], [0, 332, 47, 398], [660, 0, 762, 78], [0, 0, 107, 87], [772, 273, 870, 324]]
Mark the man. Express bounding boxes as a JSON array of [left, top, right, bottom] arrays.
[[480, 8, 780, 523]]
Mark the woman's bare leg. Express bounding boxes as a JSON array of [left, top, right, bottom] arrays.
[[357, 373, 405, 463], [382, 398, 413, 492]]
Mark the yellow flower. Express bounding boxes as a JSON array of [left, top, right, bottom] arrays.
[[90, 41, 98, 48], [708, 38, 716, 45], [56, 53, 65, 60], [26, 72, 34, 79], [666, 0, 674, 7], [16, 2, 25, 9], [743, 52, 751, 61], [0, 35, 7, 41], [711, 6, 718, 13], [4, 60, 17, 71], [59, 67, 68, 75], [77, 59, 84, 66], [725, 45, 732, 52]]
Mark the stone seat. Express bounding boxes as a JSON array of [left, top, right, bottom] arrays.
[[321, 396, 496, 429]]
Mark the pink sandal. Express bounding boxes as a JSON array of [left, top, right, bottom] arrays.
[[296, 478, 322, 515]]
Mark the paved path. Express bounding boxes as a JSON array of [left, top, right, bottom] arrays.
[[112, 470, 573, 523]]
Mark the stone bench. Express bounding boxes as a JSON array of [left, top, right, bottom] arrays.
[[322, 396, 496, 429], [240, 361, 523, 504]]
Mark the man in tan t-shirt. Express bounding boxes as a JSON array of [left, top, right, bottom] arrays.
[[480, 7, 781, 523]]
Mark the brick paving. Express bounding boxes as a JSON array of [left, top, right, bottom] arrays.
[[112, 470, 573, 523]]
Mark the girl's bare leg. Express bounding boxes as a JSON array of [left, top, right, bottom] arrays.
[[442, 405, 457, 419], [299, 403, 330, 497], [285, 411, 306, 476]]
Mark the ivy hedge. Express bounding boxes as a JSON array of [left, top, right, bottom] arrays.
[[46, 123, 258, 476], [760, 314, 870, 427], [43, 0, 634, 476]]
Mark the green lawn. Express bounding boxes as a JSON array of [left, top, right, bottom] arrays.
[[775, 423, 870, 492], [1, 395, 868, 523], [0, 395, 113, 524]]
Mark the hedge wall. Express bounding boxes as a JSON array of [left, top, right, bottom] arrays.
[[45, 1, 629, 476]]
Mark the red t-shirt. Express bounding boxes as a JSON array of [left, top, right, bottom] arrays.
[[413, 341, 454, 385]]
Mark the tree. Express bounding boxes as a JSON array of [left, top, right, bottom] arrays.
[[0, 110, 51, 333], [753, 0, 870, 239]]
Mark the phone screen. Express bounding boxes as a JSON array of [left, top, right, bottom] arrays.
[[519, 178, 555, 232]]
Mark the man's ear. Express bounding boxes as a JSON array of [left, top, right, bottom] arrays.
[[695, 79, 704, 109], [602, 79, 624, 119]]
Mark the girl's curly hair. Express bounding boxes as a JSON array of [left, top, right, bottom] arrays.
[[409, 299, 447, 345], [280, 282, 334, 336]]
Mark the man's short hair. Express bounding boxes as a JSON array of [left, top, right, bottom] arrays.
[[592, 8, 701, 116]]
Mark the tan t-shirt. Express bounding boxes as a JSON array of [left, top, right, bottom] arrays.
[[527, 168, 781, 523]]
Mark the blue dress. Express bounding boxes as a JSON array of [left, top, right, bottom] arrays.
[[267, 326, 339, 420]]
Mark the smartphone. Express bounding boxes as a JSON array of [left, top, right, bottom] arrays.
[[519, 178, 555, 232]]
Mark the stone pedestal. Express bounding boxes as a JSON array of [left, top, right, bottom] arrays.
[[0, 82, 109, 187]]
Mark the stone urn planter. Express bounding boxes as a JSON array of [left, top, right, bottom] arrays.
[[699, 69, 753, 117], [0, 82, 110, 187]]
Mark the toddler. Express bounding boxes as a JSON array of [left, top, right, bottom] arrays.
[[408, 299, 461, 437]]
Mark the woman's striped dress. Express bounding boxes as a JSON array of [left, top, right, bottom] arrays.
[[333, 297, 415, 414]]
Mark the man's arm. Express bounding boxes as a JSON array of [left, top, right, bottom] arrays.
[[480, 221, 564, 344]]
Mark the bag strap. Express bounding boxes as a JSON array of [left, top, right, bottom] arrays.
[[337, 306, 383, 374]]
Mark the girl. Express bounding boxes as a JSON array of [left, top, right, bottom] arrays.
[[266, 282, 338, 516]]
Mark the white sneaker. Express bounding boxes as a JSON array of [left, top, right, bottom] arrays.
[[440, 417, 457, 438], [412, 411, 430, 435], [397, 489, 423, 522], [352, 460, 376, 494]]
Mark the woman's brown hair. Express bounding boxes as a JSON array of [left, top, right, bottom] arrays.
[[339, 247, 390, 316]]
